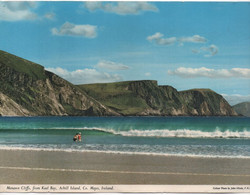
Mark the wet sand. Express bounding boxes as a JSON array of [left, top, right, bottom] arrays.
[[0, 149, 249, 184]]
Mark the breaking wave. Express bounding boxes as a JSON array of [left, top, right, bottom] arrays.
[[1, 126, 250, 139], [76, 127, 250, 139]]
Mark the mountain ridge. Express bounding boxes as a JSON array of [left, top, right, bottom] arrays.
[[78, 80, 238, 116], [0, 50, 238, 116]]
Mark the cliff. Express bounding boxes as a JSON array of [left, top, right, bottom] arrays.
[[0, 50, 237, 116], [233, 102, 250, 117], [0, 50, 119, 116], [180, 89, 237, 116], [79, 80, 238, 116]]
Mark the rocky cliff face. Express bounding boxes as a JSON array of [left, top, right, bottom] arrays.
[[0, 50, 238, 116], [0, 50, 119, 116], [126, 81, 184, 115], [0, 92, 31, 116], [180, 89, 237, 116], [79, 80, 238, 116]]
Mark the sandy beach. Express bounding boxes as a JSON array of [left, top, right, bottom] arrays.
[[0, 149, 249, 185]]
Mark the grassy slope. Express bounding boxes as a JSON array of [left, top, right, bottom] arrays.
[[78, 82, 149, 115], [0, 50, 48, 112], [0, 50, 235, 116], [0, 50, 46, 80], [79, 83, 203, 115], [80, 82, 236, 116], [0, 50, 101, 115]]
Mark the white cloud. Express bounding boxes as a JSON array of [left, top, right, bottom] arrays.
[[147, 33, 208, 46], [84, 2, 158, 15], [51, 22, 97, 38], [145, 72, 151, 76], [168, 67, 250, 79], [147, 32, 163, 41], [97, 60, 129, 70], [0, 2, 37, 21], [222, 94, 250, 106], [46, 67, 122, 84], [44, 12, 55, 20], [179, 35, 207, 44], [147, 32, 177, 45], [192, 44, 219, 57], [84, 2, 102, 11], [201, 44, 219, 57], [147, 33, 217, 58]]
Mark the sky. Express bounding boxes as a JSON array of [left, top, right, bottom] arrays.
[[0, 1, 249, 105]]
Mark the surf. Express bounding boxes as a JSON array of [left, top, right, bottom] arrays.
[[1, 126, 250, 139]]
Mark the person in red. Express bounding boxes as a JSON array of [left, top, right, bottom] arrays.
[[77, 132, 82, 142]]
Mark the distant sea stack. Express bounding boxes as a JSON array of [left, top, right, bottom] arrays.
[[0, 50, 238, 116]]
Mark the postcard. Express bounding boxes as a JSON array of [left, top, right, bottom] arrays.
[[0, 1, 249, 193]]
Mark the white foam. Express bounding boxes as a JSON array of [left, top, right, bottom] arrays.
[[0, 145, 249, 159], [74, 127, 250, 139], [91, 128, 250, 139]]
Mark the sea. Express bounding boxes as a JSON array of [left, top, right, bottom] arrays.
[[0, 116, 249, 158]]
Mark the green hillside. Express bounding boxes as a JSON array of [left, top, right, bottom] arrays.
[[0, 50, 238, 117], [0, 50, 118, 116], [78, 81, 238, 116], [0, 50, 46, 80], [79, 81, 149, 115]]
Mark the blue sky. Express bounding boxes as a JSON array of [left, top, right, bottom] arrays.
[[0, 1, 249, 105]]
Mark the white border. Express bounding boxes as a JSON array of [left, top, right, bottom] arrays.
[[1, 185, 250, 193]]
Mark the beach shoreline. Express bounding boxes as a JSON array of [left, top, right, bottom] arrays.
[[0, 149, 249, 185], [0, 146, 250, 159]]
